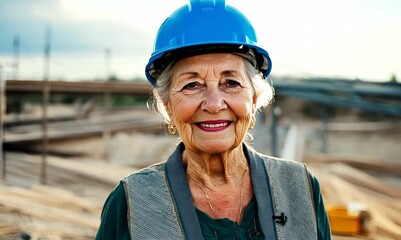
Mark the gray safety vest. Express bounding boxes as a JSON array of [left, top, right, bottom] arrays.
[[123, 146, 317, 239]]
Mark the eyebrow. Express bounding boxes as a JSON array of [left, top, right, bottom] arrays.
[[176, 71, 199, 78], [176, 70, 240, 78], [221, 70, 240, 76]]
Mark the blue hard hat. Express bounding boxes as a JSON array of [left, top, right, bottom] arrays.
[[145, 0, 272, 87]]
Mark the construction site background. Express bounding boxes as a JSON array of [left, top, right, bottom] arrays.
[[0, 78, 400, 239]]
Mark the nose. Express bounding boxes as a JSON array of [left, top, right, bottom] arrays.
[[201, 86, 227, 113]]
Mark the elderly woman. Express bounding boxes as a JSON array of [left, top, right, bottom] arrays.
[[96, 0, 331, 239]]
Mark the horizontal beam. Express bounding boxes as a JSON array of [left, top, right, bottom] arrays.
[[274, 78, 401, 98], [279, 89, 401, 117], [6, 80, 152, 96]]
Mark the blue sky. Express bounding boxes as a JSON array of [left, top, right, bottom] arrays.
[[0, 0, 400, 81]]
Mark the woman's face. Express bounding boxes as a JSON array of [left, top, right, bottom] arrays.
[[166, 53, 257, 154]]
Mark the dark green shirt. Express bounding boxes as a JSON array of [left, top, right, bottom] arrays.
[[96, 174, 331, 239], [196, 197, 264, 240]]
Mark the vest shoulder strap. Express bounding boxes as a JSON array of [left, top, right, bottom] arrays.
[[123, 163, 185, 239], [262, 155, 318, 239]]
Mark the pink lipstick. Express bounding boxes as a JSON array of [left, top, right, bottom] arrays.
[[196, 120, 232, 132]]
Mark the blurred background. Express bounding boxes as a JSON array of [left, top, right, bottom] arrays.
[[0, 0, 400, 239]]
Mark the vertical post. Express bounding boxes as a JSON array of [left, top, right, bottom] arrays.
[[270, 102, 278, 157], [102, 92, 111, 161], [320, 105, 328, 153], [13, 35, 20, 80], [0, 65, 5, 181], [105, 48, 111, 80], [41, 26, 51, 185]]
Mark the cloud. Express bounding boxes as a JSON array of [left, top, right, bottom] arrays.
[[0, 0, 154, 56]]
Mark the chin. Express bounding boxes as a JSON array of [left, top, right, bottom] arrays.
[[197, 140, 240, 154]]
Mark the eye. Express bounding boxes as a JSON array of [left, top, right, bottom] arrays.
[[182, 81, 201, 90], [180, 81, 204, 94], [220, 79, 243, 92], [225, 79, 241, 88]]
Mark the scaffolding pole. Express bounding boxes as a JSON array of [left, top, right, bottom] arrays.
[[41, 26, 51, 185], [0, 65, 5, 181], [13, 35, 20, 80]]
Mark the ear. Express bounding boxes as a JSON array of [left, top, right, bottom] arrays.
[[252, 95, 258, 112], [165, 102, 175, 125]]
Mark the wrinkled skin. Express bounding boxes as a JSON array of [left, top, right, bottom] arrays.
[[167, 53, 256, 156], [165, 53, 257, 222]]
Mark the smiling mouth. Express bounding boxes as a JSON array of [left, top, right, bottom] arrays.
[[199, 122, 229, 128], [196, 120, 232, 132]]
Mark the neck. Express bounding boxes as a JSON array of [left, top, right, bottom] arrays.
[[183, 144, 248, 189]]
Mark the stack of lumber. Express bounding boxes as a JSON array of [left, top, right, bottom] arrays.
[[0, 152, 135, 239], [305, 154, 401, 240], [0, 184, 100, 239]]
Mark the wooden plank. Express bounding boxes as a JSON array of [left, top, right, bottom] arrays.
[[4, 109, 165, 145]]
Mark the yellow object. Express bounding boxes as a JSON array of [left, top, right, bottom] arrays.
[[326, 203, 371, 236]]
